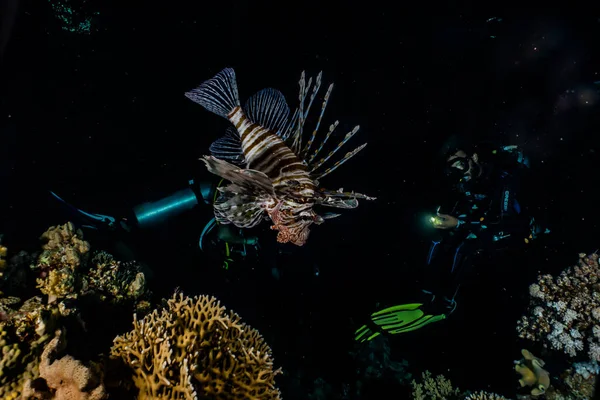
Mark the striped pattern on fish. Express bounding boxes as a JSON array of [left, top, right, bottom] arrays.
[[185, 68, 375, 246], [228, 106, 315, 196]]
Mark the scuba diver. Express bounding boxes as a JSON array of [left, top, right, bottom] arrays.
[[355, 137, 550, 343], [49, 176, 260, 271]]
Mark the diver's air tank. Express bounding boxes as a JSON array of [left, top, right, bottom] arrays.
[[131, 179, 215, 229]]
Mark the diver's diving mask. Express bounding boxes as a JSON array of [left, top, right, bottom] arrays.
[[444, 156, 470, 180]]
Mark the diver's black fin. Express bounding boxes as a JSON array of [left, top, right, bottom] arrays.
[[243, 88, 290, 134], [209, 127, 246, 166]]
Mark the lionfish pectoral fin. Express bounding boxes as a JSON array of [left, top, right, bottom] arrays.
[[321, 212, 342, 219], [214, 191, 267, 229], [209, 127, 245, 166], [201, 156, 275, 196], [316, 188, 376, 209], [244, 88, 290, 134], [324, 188, 376, 200], [318, 197, 360, 209], [185, 68, 240, 118]]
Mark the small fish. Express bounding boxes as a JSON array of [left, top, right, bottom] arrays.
[[185, 68, 375, 246]]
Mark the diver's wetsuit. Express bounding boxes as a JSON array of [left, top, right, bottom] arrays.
[[422, 145, 543, 311], [354, 144, 549, 342]]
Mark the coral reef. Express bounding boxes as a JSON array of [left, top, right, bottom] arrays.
[[111, 292, 282, 400], [34, 222, 91, 303], [0, 296, 58, 400], [28, 222, 150, 316], [515, 251, 600, 399], [514, 349, 550, 396], [1, 249, 35, 297], [540, 360, 598, 399], [556, 360, 598, 399], [517, 252, 600, 360], [1, 222, 288, 399], [411, 370, 461, 399], [0, 323, 43, 400], [82, 251, 150, 312], [21, 330, 107, 399], [0, 239, 7, 281], [0, 222, 151, 398], [464, 392, 509, 400], [410, 370, 515, 400], [350, 335, 412, 383]]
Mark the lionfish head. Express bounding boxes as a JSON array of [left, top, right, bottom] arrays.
[[268, 201, 320, 246], [274, 218, 314, 246]]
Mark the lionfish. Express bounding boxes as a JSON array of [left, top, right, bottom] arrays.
[[185, 68, 375, 246]]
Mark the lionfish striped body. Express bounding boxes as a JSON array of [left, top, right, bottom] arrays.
[[185, 68, 374, 246]]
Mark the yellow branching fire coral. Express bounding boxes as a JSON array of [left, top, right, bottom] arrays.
[[21, 330, 107, 399], [110, 292, 282, 400]]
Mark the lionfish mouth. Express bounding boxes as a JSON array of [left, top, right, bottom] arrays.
[[276, 228, 310, 246], [271, 220, 312, 246]]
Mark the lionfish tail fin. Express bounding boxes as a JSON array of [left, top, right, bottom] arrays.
[[185, 68, 240, 118]]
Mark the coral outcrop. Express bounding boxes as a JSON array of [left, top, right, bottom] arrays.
[[21, 330, 107, 399], [31, 222, 149, 315], [410, 370, 511, 399], [411, 371, 461, 399], [464, 392, 508, 400], [514, 349, 550, 396], [111, 292, 282, 400], [517, 252, 600, 360], [0, 240, 7, 280], [0, 222, 151, 398], [0, 296, 57, 400]]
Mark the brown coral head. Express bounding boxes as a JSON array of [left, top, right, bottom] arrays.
[[23, 329, 108, 400]]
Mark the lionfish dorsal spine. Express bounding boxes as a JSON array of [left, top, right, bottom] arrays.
[[307, 120, 339, 165], [300, 81, 331, 160], [312, 142, 367, 180], [290, 72, 309, 154], [309, 124, 361, 172]]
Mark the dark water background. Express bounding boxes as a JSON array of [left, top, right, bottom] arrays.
[[2, 2, 600, 398]]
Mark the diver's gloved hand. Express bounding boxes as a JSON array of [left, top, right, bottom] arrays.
[[354, 300, 449, 343], [433, 213, 460, 230]]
